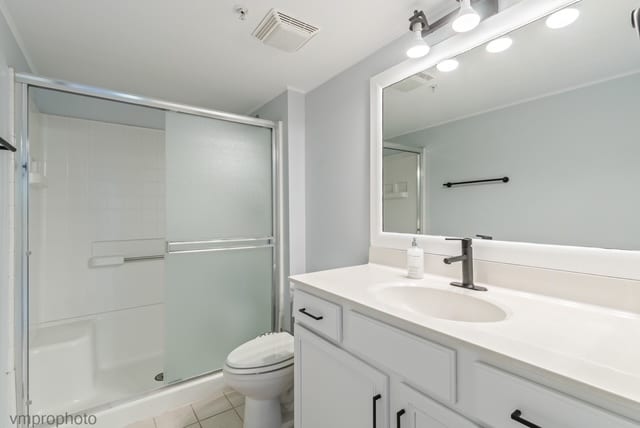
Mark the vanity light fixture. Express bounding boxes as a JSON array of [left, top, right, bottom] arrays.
[[406, 10, 431, 58], [437, 59, 459, 72], [452, 0, 481, 33], [545, 7, 580, 29], [404, 1, 498, 58], [486, 37, 513, 53], [407, 24, 431, 58]]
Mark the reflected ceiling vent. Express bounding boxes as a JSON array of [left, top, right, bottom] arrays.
[[391, 72, 436, 92], [253, 9, 319, 52]]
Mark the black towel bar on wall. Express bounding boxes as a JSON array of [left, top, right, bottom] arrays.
[[0, 136, 17, 152], [443, 176, 509, 188]]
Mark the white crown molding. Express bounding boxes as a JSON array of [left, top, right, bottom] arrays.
[[0, 0, 37, 73]]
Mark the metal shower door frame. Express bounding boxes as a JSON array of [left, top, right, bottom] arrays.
[[13, 72, 285, 423]]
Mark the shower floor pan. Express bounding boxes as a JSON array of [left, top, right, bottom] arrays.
[[29, 320, 163, 416]]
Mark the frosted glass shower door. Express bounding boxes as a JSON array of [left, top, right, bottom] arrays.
[[164, 112, 274, 383]]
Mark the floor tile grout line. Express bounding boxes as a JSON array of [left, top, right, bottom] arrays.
[[224, 391, 245, 409], [197, 408, 243, 427], [144, 392, 243, 428], [188, 404, 203, 428], [192, 394, 236, 422], [223, 391, 244, 421], [232, 406, 243, 421], [222, 392, 236, 409]]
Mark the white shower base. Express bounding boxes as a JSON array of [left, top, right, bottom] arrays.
[[29, 319, 164, 417], [71, 355, 164, 415], [77, 372, 226, 428], [29, 318, 227, 428]]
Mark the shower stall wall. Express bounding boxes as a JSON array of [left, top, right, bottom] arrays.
[[13, 74, 284, 424]]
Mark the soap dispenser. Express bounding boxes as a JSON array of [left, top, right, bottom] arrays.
[[407, 237, 424, 279]]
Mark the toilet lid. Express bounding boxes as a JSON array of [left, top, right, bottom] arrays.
[[226, 332, 294, 370]]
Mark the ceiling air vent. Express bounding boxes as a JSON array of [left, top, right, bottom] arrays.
[[252, 9, 319, 52], [391, 72, 436, 92]]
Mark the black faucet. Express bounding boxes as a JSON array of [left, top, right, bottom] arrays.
[[443, 238, 487, 292]]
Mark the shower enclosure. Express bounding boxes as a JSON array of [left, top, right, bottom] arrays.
[[13, 73, 284, 421]]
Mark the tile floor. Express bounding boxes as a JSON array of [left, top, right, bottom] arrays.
[[126, 390, 245, 428]]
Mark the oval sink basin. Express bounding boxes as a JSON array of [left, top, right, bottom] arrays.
[[374, 285, 507, 323]]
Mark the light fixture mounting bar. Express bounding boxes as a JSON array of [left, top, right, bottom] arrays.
[[410, 0, 499, 38], [408, 10, 429, 33]]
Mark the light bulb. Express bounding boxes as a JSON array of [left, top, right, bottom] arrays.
[[546, 8, 580, 29], [437, 59, 459, 72], [486, 37, 513, 53], [452, 0, 480, 33], [406, 27, 430, 59]]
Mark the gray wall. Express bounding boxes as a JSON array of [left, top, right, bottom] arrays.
[[252, 89, 306, 331], [392, 72, 640, 250], [305, 38, 407, 272], [0, 6, 30, 423]]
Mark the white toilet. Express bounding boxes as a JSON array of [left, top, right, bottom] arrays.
[[223, 332, 294, 428]]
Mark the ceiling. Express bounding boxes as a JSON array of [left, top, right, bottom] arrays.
[[384, 0, 640, 139], [2, 0, 462, 115]]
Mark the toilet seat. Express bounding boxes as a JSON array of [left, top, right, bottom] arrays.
[[224, 359, 293, 375], [224, 332, 294, 375]]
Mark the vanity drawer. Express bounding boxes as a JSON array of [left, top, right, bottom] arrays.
[[344, 310, 456, 404], [472, 363, 639, 428], [293, 289, 342, 342]]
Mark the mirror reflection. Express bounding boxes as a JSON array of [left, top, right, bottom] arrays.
[[382, 0, 640, 250]]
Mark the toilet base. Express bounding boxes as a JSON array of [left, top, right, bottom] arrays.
[[243, 397, 282, 428]]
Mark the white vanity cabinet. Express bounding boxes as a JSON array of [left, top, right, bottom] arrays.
[[293, 288, 640, 428], [294, 325, 389, 428], [293, 289, 474, 428]]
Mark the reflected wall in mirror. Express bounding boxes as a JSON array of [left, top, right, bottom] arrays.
[[382, 0, 640, 250]]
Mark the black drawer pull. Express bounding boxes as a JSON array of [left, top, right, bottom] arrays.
[[298, 308, 323, 321], [511, 410, 542, 428], [396, 409, 406, 428], [373, 394, 382, 428]]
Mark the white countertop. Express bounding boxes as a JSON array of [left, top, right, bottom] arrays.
[[290, 263, 640, 407]]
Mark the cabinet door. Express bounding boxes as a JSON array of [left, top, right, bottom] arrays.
[[393, 382, 478, 428], [295, 325, 388, 428]]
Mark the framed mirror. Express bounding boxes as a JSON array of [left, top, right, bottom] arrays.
[[371, 0, 640, 279]]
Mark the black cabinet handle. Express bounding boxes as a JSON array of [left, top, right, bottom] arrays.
[[373, 394, 382, 428], [298, 308, 323, 321], [511, 410, 542, 428], [396, 409, 406, 428]]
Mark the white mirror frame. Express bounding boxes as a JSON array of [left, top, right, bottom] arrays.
[[370, 0, 640, 281]]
